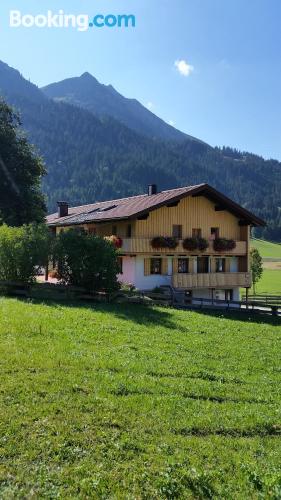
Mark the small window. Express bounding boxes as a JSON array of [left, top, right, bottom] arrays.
[[117, 257, 123, 274], [211, 227, 219, 239], [178, 258, 189, 273], [225, 289, 233, 301], [172, 225, 182, 239], [151, 258, 162, 275], [197, 257, 209, 273], [126, 224, 132, 238], [192, 228, 202, 238], [112, 225, 117, 236], [215, 258, 226, 273]]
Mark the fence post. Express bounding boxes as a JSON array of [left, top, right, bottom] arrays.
[[271, 306, 278, 317]]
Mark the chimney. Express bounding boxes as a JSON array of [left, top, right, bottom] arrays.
[[148, 184, 157, 196], [57, 201, 69, 218]]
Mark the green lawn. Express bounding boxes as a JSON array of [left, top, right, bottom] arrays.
[[250, 269, 281, 295], [251, 239, 281, 259], [0, 298, 281, 498]]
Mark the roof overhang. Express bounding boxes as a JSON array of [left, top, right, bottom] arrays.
[[47, 183, 266, 228]]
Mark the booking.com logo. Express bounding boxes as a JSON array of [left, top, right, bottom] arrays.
[[9, 10, 136, 31]]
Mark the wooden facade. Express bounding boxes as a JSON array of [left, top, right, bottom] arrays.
[[49, 187, 262, 293]]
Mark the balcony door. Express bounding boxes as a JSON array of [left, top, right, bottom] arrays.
[[197, 257, 209, 274]]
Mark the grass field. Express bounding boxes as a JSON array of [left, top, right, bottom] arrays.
[[251, 239, 281, 259], [0, 298, 281, 498], [250, 269, 281, 295]]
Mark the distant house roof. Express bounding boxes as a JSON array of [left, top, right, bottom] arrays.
[[46, 183, 266, 227]]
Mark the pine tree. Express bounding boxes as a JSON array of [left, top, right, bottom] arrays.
[[0, 99, 46, 226]]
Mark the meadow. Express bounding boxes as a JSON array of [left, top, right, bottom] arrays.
[[251, 239, 281, 259], [0, 298, 280, 498], [250, 239, 281, 295], [250, 269, 281, 295]]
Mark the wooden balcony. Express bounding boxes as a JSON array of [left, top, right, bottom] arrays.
[[121, 238, 247, 255], [172, 272, 252, 289]]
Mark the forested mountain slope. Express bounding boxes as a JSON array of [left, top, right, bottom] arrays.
[[0, 60, 280, 240]]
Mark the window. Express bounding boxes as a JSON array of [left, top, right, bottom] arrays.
[[112, 225, 117, 236], [215, 258, 226, 272], [126, 224, 132, 238], [151, 258, 162, 275], [172, 225, 182, 239], [178, 258, 189, 273], [225, 289, 233, 302], [197, 257, 209, 273], [117, 257, 123, 274], [192, 228, 202, 238], [211, 227, 219, 239]]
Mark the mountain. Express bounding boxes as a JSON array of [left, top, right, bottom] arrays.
[[0, 60, 280, 241], [42, 72, 201, 144]]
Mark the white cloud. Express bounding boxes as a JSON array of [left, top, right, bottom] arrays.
[[146, 101, 154, 110], [174, 59, 194, 77]]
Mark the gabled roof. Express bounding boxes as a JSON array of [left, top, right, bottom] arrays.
[[46, 183, 266, 227]]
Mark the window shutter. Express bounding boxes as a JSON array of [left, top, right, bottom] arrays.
[[144, 258, 151, 276], [162, 258, 168, 275], [172, 258, 178, 274], [189, 257, 195, 273], [210, 257, 216, 273]]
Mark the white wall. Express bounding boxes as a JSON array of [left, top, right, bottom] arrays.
[[134, 256, 172, 290], [117, 256, 136, 285]]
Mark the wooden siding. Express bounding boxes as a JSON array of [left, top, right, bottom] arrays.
[[172, 272, 252, 289], [135, 196, 241, 239]]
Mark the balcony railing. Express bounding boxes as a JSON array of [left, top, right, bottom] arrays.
[[172, 272, 252, 289], [121, 238, 247, 255]]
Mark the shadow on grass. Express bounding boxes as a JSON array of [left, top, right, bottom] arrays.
[[25, 299, 179, 330], [11, 296, 280, 329], [186, 307, 281, 327]]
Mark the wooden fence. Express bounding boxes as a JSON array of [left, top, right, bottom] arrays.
[[241, 294, 281, 306], [0, 281, 280, 317]]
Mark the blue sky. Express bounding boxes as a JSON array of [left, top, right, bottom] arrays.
[[0, 0, 280, 160]]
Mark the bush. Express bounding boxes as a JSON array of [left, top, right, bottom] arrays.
[[182, 238, 198, 251], [197, 238, 209, 251], [53, 230, 120, 292], [0, 224, 50, 283], [151, 236, 178, 249], [213, 238, 236, 251], [120, 282, 136, 292]]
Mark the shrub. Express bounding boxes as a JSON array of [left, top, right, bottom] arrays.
[[213, 238, 236, 251], [182, 237, 198, 251], [120, 282, 136, 292], [53, 229, 120, 292], [151, 236, 166, 248], [104, 235, 123, 249], [197, 238, 209, 251], [151, 236, 178, 249], [183, 237, 209, 251], [0, 224, 50, 283]]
